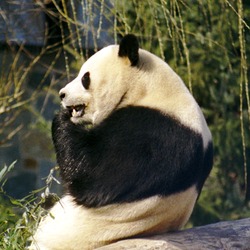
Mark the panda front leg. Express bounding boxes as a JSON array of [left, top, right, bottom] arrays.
[[50, 108, 123, 208], [51, 109, 91, 187]]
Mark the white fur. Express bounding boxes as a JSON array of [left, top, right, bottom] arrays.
[[30, 187, 197, 250]]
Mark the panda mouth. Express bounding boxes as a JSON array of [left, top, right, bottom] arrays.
[[67, 105, 85, 118]]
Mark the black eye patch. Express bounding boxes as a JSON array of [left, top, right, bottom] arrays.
[[82, 72, 90, 89]]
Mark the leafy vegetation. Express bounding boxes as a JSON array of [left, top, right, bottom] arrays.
[[0, 163, 59, 249], [0, 0, 249, 248]]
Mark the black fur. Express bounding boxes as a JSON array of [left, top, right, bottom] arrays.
[[81, 72, 90, 90], [118, 34, 139, 66], [52, 106, 213, 208]]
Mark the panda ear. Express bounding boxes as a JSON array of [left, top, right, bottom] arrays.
[[118, 34, 139, 66]]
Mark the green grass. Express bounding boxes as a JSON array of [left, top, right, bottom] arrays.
[[0, 163, 59, 249]]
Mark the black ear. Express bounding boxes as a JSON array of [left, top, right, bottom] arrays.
[[118, 34, 139, 66]]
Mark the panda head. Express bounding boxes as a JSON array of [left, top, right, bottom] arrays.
[[59, 34, 145, 125]]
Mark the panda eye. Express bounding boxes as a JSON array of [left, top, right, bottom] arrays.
[[82, 72, 90, 89]]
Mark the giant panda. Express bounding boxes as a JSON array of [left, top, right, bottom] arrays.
[[30, 34, 213, 250]]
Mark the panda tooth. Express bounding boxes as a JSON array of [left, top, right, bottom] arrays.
[[72, 109, 77, 117], [71, 108, 84, 118], [76, 110, 82, 116]]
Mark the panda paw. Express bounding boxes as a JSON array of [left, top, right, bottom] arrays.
[[52, 109, 72, 132], [57, 109, 72, 122], [52, 108, 89, 137]]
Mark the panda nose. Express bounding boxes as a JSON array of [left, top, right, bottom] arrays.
[[59, 90, 66, 100]]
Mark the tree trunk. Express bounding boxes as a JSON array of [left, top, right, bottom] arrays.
[[97, 218, 250, 250]]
